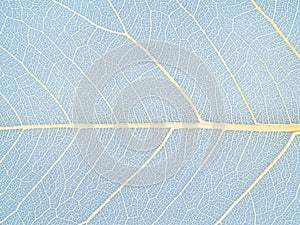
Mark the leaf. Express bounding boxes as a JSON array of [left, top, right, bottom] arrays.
[[0, 0, 299, 224]]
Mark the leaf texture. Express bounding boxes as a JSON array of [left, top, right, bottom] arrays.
[[0, 0, 299, 224]]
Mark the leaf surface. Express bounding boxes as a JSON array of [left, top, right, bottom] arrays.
[[0, 0, 299, 224]]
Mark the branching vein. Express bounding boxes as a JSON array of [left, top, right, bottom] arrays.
[[251, 0, 300, 60], [79, 128, 174, 225], [215, 131, 299, 224]]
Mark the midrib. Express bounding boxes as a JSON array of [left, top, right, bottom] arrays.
[[1, 122, 299, 132]]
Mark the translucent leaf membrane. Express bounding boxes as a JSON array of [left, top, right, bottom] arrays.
[[73, 41, 225, 186]]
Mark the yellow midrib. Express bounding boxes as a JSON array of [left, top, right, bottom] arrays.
[[0, 122, 299, 133]]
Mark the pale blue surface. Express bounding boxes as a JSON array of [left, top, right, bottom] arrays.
[[1, 0, 300, 224]]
